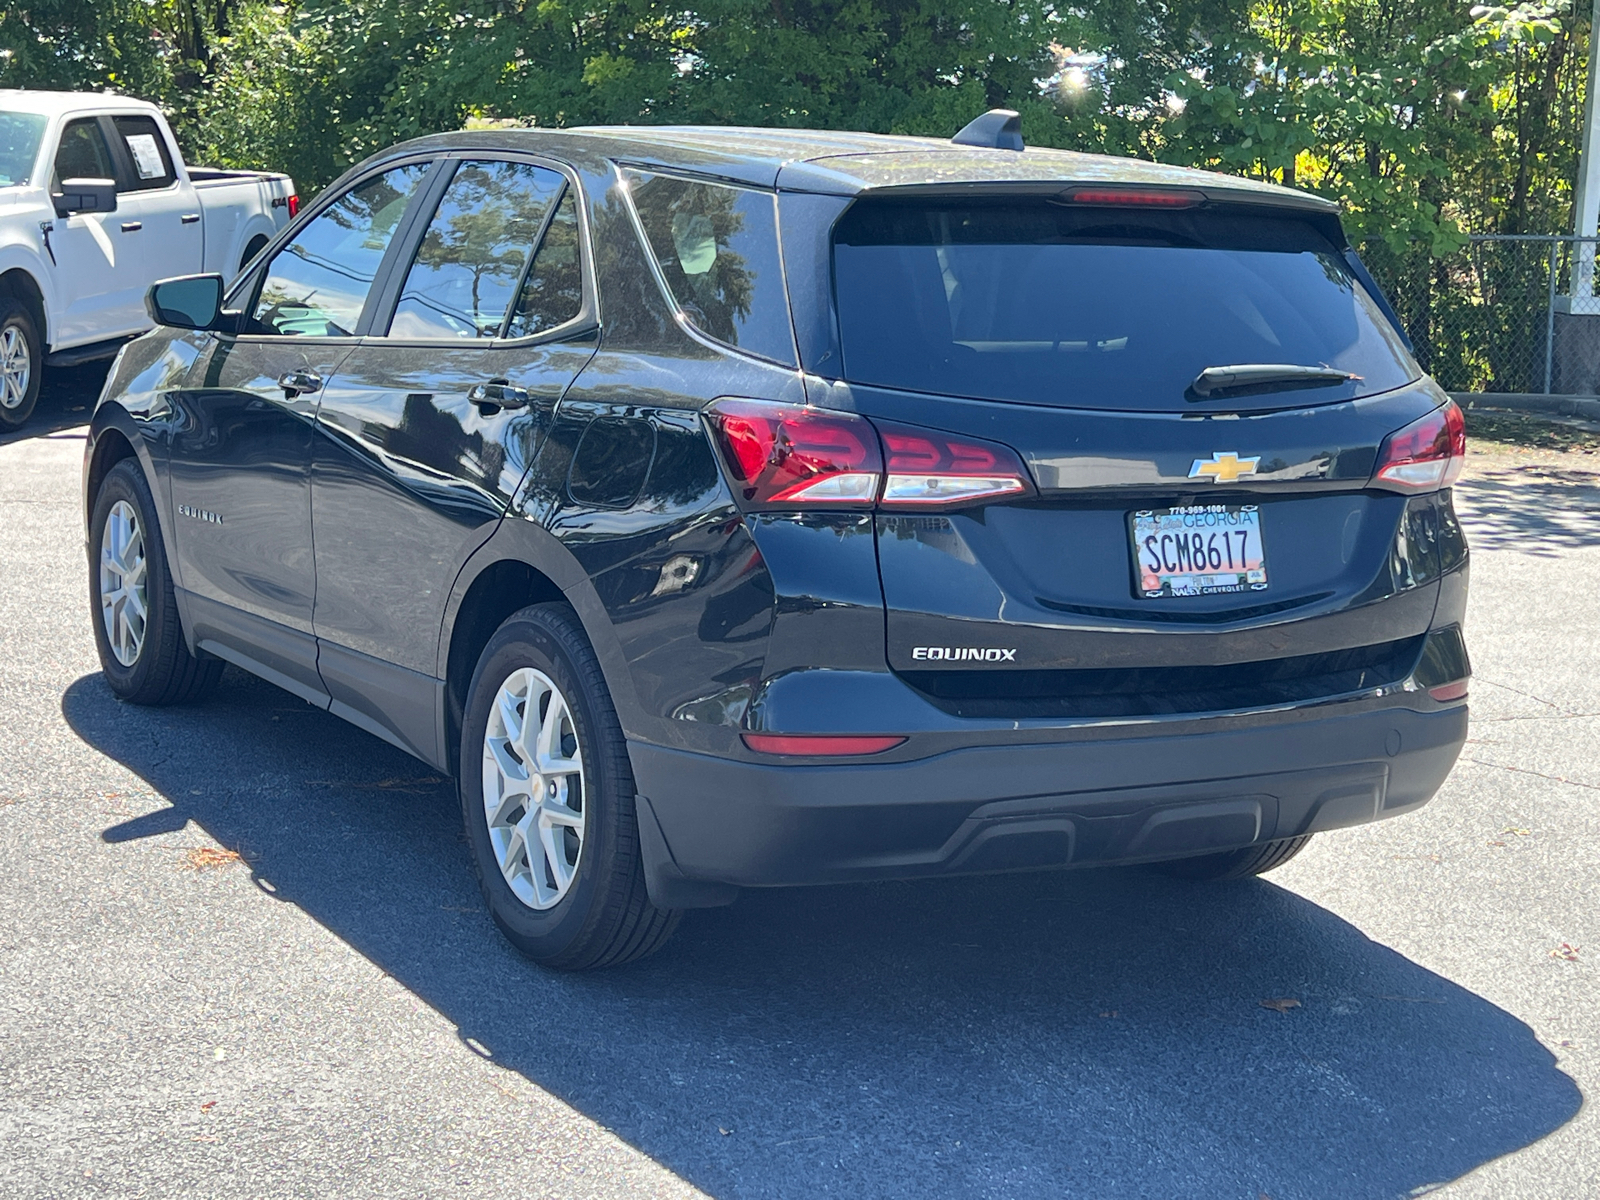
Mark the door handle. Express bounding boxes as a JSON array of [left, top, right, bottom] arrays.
[[277, 370, 323, 397], [120, 221, 142, 233], [180, 213, 200, 224], [468, 381, 531, 413]]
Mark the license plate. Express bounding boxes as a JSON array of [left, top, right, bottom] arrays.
[[1131, 505, 1269, 597]]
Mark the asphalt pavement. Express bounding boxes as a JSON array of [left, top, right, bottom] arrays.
[[1, 372, 1596, 1199]]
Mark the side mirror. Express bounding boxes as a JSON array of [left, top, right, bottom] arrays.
[[52, 177, 118, 217], [147, 274, 225, 331]]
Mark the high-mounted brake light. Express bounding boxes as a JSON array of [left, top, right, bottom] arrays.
[[706, 399, 882, 508], [742, 734, 906, 756], [1060, 187, 1205, 208], [1371, 400, 1466, 493], [875, 420, 1034, 508]]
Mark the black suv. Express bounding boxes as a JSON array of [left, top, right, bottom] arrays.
[[85, 112, 1470, 969]]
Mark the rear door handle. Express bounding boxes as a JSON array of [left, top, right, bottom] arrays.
[[468, 381, 530, 412], [277, 370, 323, 397], [120, 221, 142, 233], [180, 213, 200, 225]]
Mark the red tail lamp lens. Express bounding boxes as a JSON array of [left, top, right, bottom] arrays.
[[706, 399, 882, 508], [876, 420, 1033, 508], [1372, 401, 1465, 493], [1428, 680, 1469, 702], [287, 194, 300, 218], [742, 734, 906, 756], [1061, 187, 1204, 208]]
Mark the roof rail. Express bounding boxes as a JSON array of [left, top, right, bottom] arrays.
[[951, 109, 1024, 152]]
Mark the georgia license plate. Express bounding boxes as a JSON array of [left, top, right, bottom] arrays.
[[1131, 505, 1269, 597]]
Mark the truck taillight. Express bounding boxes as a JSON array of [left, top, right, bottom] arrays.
[[1371, 400, 1466, 493], [705, 399, 882, 508], [287, 194, 300, 218], [875, 419, 1034, 508]]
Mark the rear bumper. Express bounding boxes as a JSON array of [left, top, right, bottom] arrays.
[[629, 700, 1467, 906]]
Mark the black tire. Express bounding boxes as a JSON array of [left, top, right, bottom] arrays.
[[89, 458, 223, 705], [1151, 835, 1314, 881], [459, 602, 679, 970], [0, 296, 43, 430], [240, 235, 269, 276]]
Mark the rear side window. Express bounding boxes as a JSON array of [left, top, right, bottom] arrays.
[[626, 170, 796, 366], [53, 119, 115, 186], [389, 159, 566, 340], [507, 189, 584, 338], [832, 199, 1419, 412], [111, 116, 175, 190], [0, 112, 48, 187], [253, 162, 431, 337]]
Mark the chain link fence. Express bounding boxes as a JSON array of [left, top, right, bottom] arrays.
[[1358, 234, 1600, 397]]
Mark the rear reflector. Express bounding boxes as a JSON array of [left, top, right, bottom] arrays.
[[1372, 400, 1466, 492], [1060, 186, 1205, 208], [742, 734, 906, 756], [875, 420, 1034, 508], [1427, 680, 1469, 702], [706, 399, 883, 509]]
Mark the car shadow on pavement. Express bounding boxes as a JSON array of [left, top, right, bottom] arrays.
[[0, 360, 108, 447], [64, 668, 1581, 1200], [1455, 463, 1600, 554]]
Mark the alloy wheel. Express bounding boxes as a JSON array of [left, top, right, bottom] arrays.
[[481, 666, 587, 910], [0, 322, 30, 411], [99, 500, 149, 666]]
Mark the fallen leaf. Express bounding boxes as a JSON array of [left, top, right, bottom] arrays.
[[1260, 998, 1302, 1014], [185, 847, 242, 871], [1551, 943, 1581, 962], [200, 1100, 217, 1112], [1502, 826, 1531, 836]]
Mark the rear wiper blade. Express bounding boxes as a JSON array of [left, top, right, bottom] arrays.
[[1188, 363, 1359, 400]]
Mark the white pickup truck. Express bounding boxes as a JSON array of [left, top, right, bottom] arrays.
[[0, 90, 297, 428]]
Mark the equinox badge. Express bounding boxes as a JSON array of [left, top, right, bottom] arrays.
[[1189, 452, 1261, 484]]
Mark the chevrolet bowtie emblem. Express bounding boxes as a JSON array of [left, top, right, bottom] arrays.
[[1189, 452, 1261, 484]]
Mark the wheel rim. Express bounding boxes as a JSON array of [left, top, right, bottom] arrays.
[[0, 322, 30, 411], [99, 500, 149, 667], [481, 666, 587, 910]]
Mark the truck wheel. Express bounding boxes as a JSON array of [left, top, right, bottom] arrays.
[[240, 235, 269, 276], [89, 459, 223, 705], [0, 297, 42, 430], [459, 603, 679, 970], [1152, 835, 1313, 881]]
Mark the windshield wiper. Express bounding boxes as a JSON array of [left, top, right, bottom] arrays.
[[1188, 363, 1359, 400]]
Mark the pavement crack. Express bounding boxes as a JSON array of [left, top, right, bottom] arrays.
[[1474, 678, 1576, 714], [1466, 756, 1600, 792]]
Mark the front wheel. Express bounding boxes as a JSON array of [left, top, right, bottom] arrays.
[[459, 603, 679, 970], [1150, 835, 1313, 881], [0, 297, 42, 430], [89, 459, 223, 704]]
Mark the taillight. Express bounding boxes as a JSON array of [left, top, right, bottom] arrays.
[[742, 733, 906, 756], [1371, 401, 1466, 493], [705, 399, 882, 508], [287, 194, 300, 218], [875, 420, 1034, 508]]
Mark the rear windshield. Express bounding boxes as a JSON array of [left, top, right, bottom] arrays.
[[832, 199, 1419, 411]]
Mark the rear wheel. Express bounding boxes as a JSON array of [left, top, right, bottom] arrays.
[[90, 459, 223, 704], [1151, 835, 1313, 881], [0, 297, 42, 431], [459, 603, 679, 970], [239, 234, 270, 276]]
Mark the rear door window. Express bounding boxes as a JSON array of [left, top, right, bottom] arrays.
[[832, 199, 1419, 412], [625, 170, 796, 366], [387, 159, 567, 339], [251, 162, 432, 337], [110, 116, 175, 190], [507, 188, 584, 338]]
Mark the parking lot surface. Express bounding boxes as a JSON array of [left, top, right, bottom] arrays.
[[2, 374, 1596, 1199]]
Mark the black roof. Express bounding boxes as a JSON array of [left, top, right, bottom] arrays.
[[396, 124, 1338, 213]]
